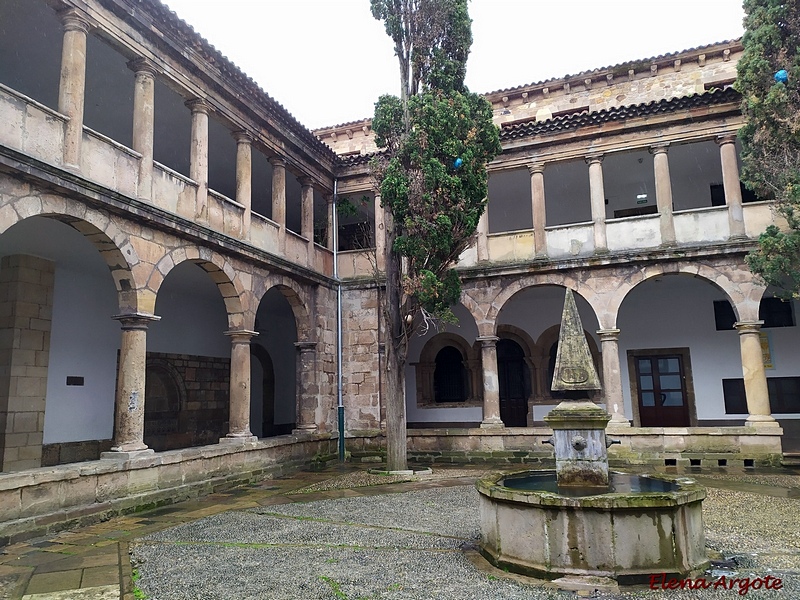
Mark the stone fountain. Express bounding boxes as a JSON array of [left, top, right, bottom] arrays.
[[477, 290, 708, 585]]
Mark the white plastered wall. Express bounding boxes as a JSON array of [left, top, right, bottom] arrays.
[[617, 274, 800, 422]]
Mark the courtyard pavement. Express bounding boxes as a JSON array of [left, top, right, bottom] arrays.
[[0, 464, 799, 599]]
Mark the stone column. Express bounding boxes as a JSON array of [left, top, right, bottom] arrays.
[[299, 177, 315, 263], [105, 313, 160, 457], [294, 341, 318, 432], [735, 322, 779, 427], [270, 157, 287, 250], [529, 163, 547, 258], [129, 58, 157, 201], [233, 131, 252, 239], [597, 329, 629, 425], [478, 336, 503, 427], [476, 210, 489, 262], [223, 329, 258, 442], [650, 144, 676, 246], [586, 154, 608, 253], [374, 194, 386, 271], [717, 135, 747, 239], [57, 9, 91, 169], [187, 99, 210, 223]]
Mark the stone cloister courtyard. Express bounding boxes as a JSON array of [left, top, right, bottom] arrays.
[[0, 463, 798, 600]]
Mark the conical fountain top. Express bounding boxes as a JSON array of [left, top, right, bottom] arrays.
[[551, 288, 601, 392]]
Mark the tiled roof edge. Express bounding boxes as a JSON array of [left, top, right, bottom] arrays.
[[500, 87, 742, 140]]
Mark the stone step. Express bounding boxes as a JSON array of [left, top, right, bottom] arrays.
[[781, 452, 800, 467]]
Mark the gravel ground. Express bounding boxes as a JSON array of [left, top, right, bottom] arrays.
[[131, 481, 800, 600]]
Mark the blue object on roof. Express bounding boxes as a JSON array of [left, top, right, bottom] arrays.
[[774, 69, 789, 83]]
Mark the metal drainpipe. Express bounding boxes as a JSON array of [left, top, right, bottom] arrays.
[[333, 179, 345, 462]]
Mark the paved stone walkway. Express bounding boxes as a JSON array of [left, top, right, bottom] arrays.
[[0, 464, 798, 599]]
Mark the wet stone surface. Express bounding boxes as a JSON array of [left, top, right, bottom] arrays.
[[131, 476, 800, 600]]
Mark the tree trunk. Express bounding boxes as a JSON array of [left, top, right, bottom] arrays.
[[383, 224, 408, 471]]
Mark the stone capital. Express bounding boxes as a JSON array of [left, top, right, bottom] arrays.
[[649, 142, 670, 155], [734, 321, 764, 335], [232, 130, 253, 145], [585, 153, 604, 165], [112, 312, 160, 330], [527, 162, 545, 176], [597, 328, 621, 342], [185, 98, 210, 114], [477, 335, 500, 348], [58, 8, 91, 33], [224, 329, 258, 344], [298, 176, 314, 188], [269, 156, 287, 168], [715, 133, 737, 147], [294, 340, 317, 353], [127, 57, 158, 78]]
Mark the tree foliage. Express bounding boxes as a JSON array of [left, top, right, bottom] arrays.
[[737, 0, 800, 296], [370, 0, 501, 470], [373, 88, 499, 322]]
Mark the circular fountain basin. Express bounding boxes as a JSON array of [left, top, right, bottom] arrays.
[[476, 470, 708, 584]]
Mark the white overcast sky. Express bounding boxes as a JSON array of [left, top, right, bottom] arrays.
[[161, 0, 745, 130]]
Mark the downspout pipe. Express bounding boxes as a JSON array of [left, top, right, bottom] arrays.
[[333, 179, 345, 462]]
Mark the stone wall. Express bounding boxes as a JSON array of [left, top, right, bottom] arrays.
[[345, 427, 784, 468], [41, 439, 113, 467], [0, 433, 338, 544], [313, 284, 340, 433], [144, 351, 230, 452], [340, 286, 382, 431], [0, 255, 54, 472], [488, 45, 741, 125]]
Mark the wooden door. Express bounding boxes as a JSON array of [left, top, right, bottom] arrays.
[[634, 355, 690, 427], [498, 339, 528, 427]]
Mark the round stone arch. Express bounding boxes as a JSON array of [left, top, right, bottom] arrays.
[[415, 332, 481, 406], [254, 275, 311, 341], [459, 289, 490, 337], [607, 262, 765, 328], [483, 275, 602, 337], [0, 200, 141, 313], [150, 247, 246, 330]]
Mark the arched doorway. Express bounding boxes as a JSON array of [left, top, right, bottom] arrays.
[[498, 338, 529, 426], [251, 286, 299, 435], [250, 344, 276, 437], [144, 361, 183, 451]]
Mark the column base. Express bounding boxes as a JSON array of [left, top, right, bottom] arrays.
[[609, 413, 631, 426], [220, 434, 258, 444], [101, 448, 154, 460], [480, 417, 504, 429], [745, 414, 781, 428]]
